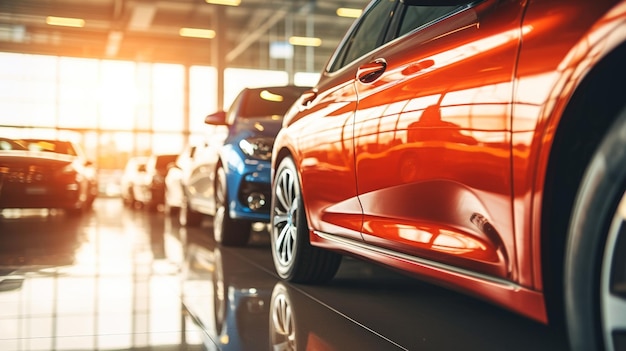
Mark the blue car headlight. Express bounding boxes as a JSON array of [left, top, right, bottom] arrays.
[[239, 137, 274, 160]]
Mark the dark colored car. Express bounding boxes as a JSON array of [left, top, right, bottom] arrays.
[[179, 85, 309, 246], [269, 1, 626, 350], [133, 154, 178, 211], [0, 137, 97, 215]]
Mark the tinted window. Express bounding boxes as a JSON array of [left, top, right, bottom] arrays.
[[237, 86, 308, 118], [155, 155, 177, 170], [0, 138, 26, 150], [397, 5, 465, 37], [20, 139, 78, 156], [329, 0, 398, 72]]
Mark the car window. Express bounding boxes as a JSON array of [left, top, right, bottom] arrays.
[[155, 155, 177, 170], [0, 138, 26, 150], [396, 4, 467, 38], [20, 139, 78, 156], [328, 0, 398, 72], [237, 87, 308, 118]]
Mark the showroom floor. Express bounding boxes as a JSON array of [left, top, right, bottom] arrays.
[[0, 198, 569, 351]]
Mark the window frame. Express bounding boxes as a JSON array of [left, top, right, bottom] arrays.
[[326, 0, 400, 73]]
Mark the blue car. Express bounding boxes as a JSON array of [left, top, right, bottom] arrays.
[[180, 85, 309, 246]]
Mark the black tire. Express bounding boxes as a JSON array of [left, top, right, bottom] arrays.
[[214, 166, 251, 246], [271, 157, 341, 283], [565, 106, 626, 351], [179, 194, 202, 227]]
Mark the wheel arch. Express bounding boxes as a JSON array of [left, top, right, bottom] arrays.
[[540, 41, 626, 327]]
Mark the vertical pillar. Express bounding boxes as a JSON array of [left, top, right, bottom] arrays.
[[285, 11, 294, 85], [306, 13, 314, 73], [183, 65, 190, 145], [212, 6, 226, 110]]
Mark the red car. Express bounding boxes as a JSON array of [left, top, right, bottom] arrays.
[[269, 1, 626, 350]]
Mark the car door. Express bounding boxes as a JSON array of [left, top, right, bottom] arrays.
[[291, 0, 399, 241], [353, 0, 525, 280]]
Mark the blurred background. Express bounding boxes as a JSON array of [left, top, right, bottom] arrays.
[[0, 0, 367, 194]]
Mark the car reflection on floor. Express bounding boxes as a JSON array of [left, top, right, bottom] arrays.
[[0, 198, 568, 351]]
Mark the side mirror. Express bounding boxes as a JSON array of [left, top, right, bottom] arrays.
[[205, 111, 228, 126]]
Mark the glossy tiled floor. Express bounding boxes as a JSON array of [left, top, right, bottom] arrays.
[[0, 198, 569, 351]]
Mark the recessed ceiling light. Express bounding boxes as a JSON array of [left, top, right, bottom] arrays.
[[205, 0, 241, 6], [46, 16, 85, 28], [289, 36, 322, 47], [179, 28, 216, 39], [336, 8, 362, 18]]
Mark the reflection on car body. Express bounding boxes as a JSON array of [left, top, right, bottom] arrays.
[[179, 85, 309, 247], [269, 1, 626, 350]]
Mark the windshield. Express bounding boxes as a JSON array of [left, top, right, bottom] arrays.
[[16, 139, 79, 156], [0, 138, 28, 151], [237, 86, 309, 118]]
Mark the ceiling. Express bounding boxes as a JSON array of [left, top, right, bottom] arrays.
[[0, 0, 369, 72]]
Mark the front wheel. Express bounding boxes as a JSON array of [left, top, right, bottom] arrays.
[[565, 106, 626, 351], [213, 166, 251, 247], [271, 157, 341, 283]]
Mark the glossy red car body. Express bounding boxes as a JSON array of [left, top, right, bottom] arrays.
[[271, 0, 626, 349]]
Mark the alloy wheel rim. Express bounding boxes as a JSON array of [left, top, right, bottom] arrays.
[[601, 190, 626, 351], [273, 168, 297, 268], [270, 285, 295, 349]]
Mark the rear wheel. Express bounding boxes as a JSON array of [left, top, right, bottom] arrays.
[[271, 157, 341, 283], [565, 106, 626, 351], [214, 166, 251, 246]]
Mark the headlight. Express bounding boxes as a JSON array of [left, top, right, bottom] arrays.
[[239, 137, 273, 160]]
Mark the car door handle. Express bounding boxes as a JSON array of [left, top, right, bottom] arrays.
[[299, 91, 317, 109], [357, 58, 387, 84]]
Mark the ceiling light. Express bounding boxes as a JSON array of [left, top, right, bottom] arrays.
[[205, 0, 241, 6], [46, 16, 85, 28], [336, 8, 362, 18], [289, 36, 322, 47], [179, 28, 216, 39]]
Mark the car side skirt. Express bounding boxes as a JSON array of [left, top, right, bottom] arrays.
[[312, 230, 548, 324]]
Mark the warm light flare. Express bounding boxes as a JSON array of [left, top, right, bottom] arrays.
[[259, 90, 284, 102], [288, 36, 322, 47], [206, 0, 241, 6], [336, 8, 362, 18], [46, 16, 85, 28], [179, 28, 216, 39]]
